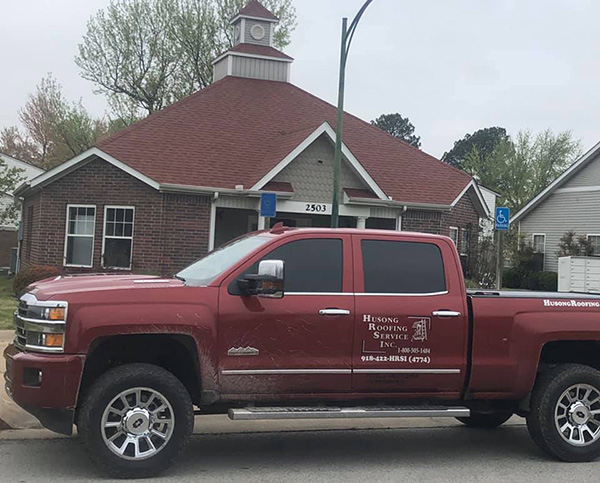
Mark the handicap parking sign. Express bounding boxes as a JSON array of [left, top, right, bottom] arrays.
[[495, 207, 510, 231], [260, 193, 277, 218]]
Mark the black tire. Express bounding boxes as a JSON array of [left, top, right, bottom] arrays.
[[456, 411, 513, 428], [527, 363, 600, 462], [77, 363, 194, 479]]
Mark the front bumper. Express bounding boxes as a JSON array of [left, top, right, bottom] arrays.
[[3, 343, 85, 435]]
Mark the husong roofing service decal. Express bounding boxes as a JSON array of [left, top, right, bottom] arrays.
[[544, 299, 600, 308]]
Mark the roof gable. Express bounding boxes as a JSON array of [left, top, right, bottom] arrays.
[[97, 77, 473, 208], [14, 147, 159, 197], [513, 140, 600, 223], [269, 130, 374, 202], [253, 122, 386, 201], [234, 0, 279, 22]]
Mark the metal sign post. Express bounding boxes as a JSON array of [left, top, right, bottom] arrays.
[[495, 207, 510, 290]]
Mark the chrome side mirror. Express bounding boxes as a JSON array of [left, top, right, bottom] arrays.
[[256, 260, 284, 299], [237, 260, 285, 299]]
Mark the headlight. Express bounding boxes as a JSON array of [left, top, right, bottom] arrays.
[[14, 293, 68, 353]]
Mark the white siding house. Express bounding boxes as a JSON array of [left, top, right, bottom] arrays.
[[513, 141, 600, 272]]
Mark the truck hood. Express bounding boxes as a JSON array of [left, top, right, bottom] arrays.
[[28, 274, 184, 300]]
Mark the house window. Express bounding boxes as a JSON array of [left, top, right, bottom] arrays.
[[449, 227, 459, 246], [588, 235, 600, 256], [102, 207, 135, 269], [460, 228, 469, 255], [65, 205, 96, 267], [532, 234, 546, 254]]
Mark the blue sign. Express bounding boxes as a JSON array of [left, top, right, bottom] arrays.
[[260, 193, 277, 218], [495, 207, 510, 231]]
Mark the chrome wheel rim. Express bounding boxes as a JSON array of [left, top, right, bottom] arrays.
[[555, 383, 600, 446], [101, 387, 175, 460]]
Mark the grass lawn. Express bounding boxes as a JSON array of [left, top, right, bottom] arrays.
[[0, 277, 16, 331]]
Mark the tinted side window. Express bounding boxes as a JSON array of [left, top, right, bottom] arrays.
[[361, 240, 446, 294], [233, 238, 343, 293]]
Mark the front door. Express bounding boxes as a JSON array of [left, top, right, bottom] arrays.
[[352, 234, 469, 397], [218, 234, 354, 395]]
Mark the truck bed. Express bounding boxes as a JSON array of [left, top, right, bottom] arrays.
[[466, 289, 600, 400]]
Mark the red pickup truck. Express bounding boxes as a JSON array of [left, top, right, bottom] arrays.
[[5, 226, 600, 477]]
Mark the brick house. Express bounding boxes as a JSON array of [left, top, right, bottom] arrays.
[[15, 0, 489, 276]]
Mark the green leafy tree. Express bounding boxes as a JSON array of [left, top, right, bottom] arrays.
[[370, 113, 421, 148], [442, 127, 509, 170], [76, 0, 297, 116], [462, 130, 581, 213]]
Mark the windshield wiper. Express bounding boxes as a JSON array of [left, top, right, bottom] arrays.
[[174, 275, 186, 283]]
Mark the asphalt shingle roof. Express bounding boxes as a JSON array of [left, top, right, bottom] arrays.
[[98, 76, 472, 205], [237, 0, 279, 21]]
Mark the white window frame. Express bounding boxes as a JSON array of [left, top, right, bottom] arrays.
[[587, 234, 600, 255], [102, 206, 135, 270], [532, 233, 546, 254], [63, 204, 96, 268], [460, 228, 469, 256], [449, 227, 459, 247]]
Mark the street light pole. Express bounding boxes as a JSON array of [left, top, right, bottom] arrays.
[[331, 0, 374, 228]]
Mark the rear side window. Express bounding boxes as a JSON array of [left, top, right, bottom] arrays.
[[361, 240, 446, 294], [234, 238, 343, 293]]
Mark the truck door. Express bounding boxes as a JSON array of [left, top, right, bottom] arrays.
[[352, 234, 468, 396], [218, 234, 354, 395]]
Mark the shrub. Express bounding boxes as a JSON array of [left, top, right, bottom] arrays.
[[503, 267, 521, 289], [465, 279, 481, 289], [538, 271, 558, 291], [525, 272, 541, 291], [13, 265, 62, 297]]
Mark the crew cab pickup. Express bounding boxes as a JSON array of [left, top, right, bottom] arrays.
[[5, 226, 600, 478]]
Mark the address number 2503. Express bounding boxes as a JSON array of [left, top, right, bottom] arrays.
[[305, 204, 327, 213]]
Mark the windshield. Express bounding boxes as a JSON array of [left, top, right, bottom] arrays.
[[177, 234, 272, 286]]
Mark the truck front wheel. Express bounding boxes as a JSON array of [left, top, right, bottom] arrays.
[[77, 363, 194, 479], [527, 363, 600, 462], [456, 411, 513, 428]]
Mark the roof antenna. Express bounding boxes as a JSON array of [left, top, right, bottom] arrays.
[[270, 222, 288, 234]]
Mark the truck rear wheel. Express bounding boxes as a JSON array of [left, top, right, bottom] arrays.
[[77, 363, 194, 479], [456, 410, 513, 428], [527, 363, 600, 462]]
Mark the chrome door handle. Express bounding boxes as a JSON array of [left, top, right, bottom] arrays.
[[432, 310, 462, 318], [319, 309, 351, 316]]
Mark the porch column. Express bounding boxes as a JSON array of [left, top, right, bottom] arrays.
[[257, 215, 267, 231], [356, 216, 367, 229]]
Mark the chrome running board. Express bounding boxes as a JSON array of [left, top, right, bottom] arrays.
[[228, 406, 470, 420]]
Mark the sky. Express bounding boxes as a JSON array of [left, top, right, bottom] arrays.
[[1, 0, 599, 159]]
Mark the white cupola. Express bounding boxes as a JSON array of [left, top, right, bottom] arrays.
[[212, 0, 293, 83]]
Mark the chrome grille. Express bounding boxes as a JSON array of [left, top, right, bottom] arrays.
[[18, 300, 27, 318], [14, 308, 27, 350], [13, 293, 68, 353]]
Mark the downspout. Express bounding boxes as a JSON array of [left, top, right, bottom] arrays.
[[397, 205, 407, 231], [15, 198, 24, 273], [208, 192, 219, 252]]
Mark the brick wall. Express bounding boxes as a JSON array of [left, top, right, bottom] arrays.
[[402, 210, 443, 234], [161, 193, 211, 274], [441, 191, 480, 251], [19, 158, 211, 276], [441, 191, 480, 276]]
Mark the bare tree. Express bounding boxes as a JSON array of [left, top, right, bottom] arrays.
[[76, 0, 297, 115]]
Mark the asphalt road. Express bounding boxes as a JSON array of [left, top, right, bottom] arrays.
[[1, 424, 600, 482]]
